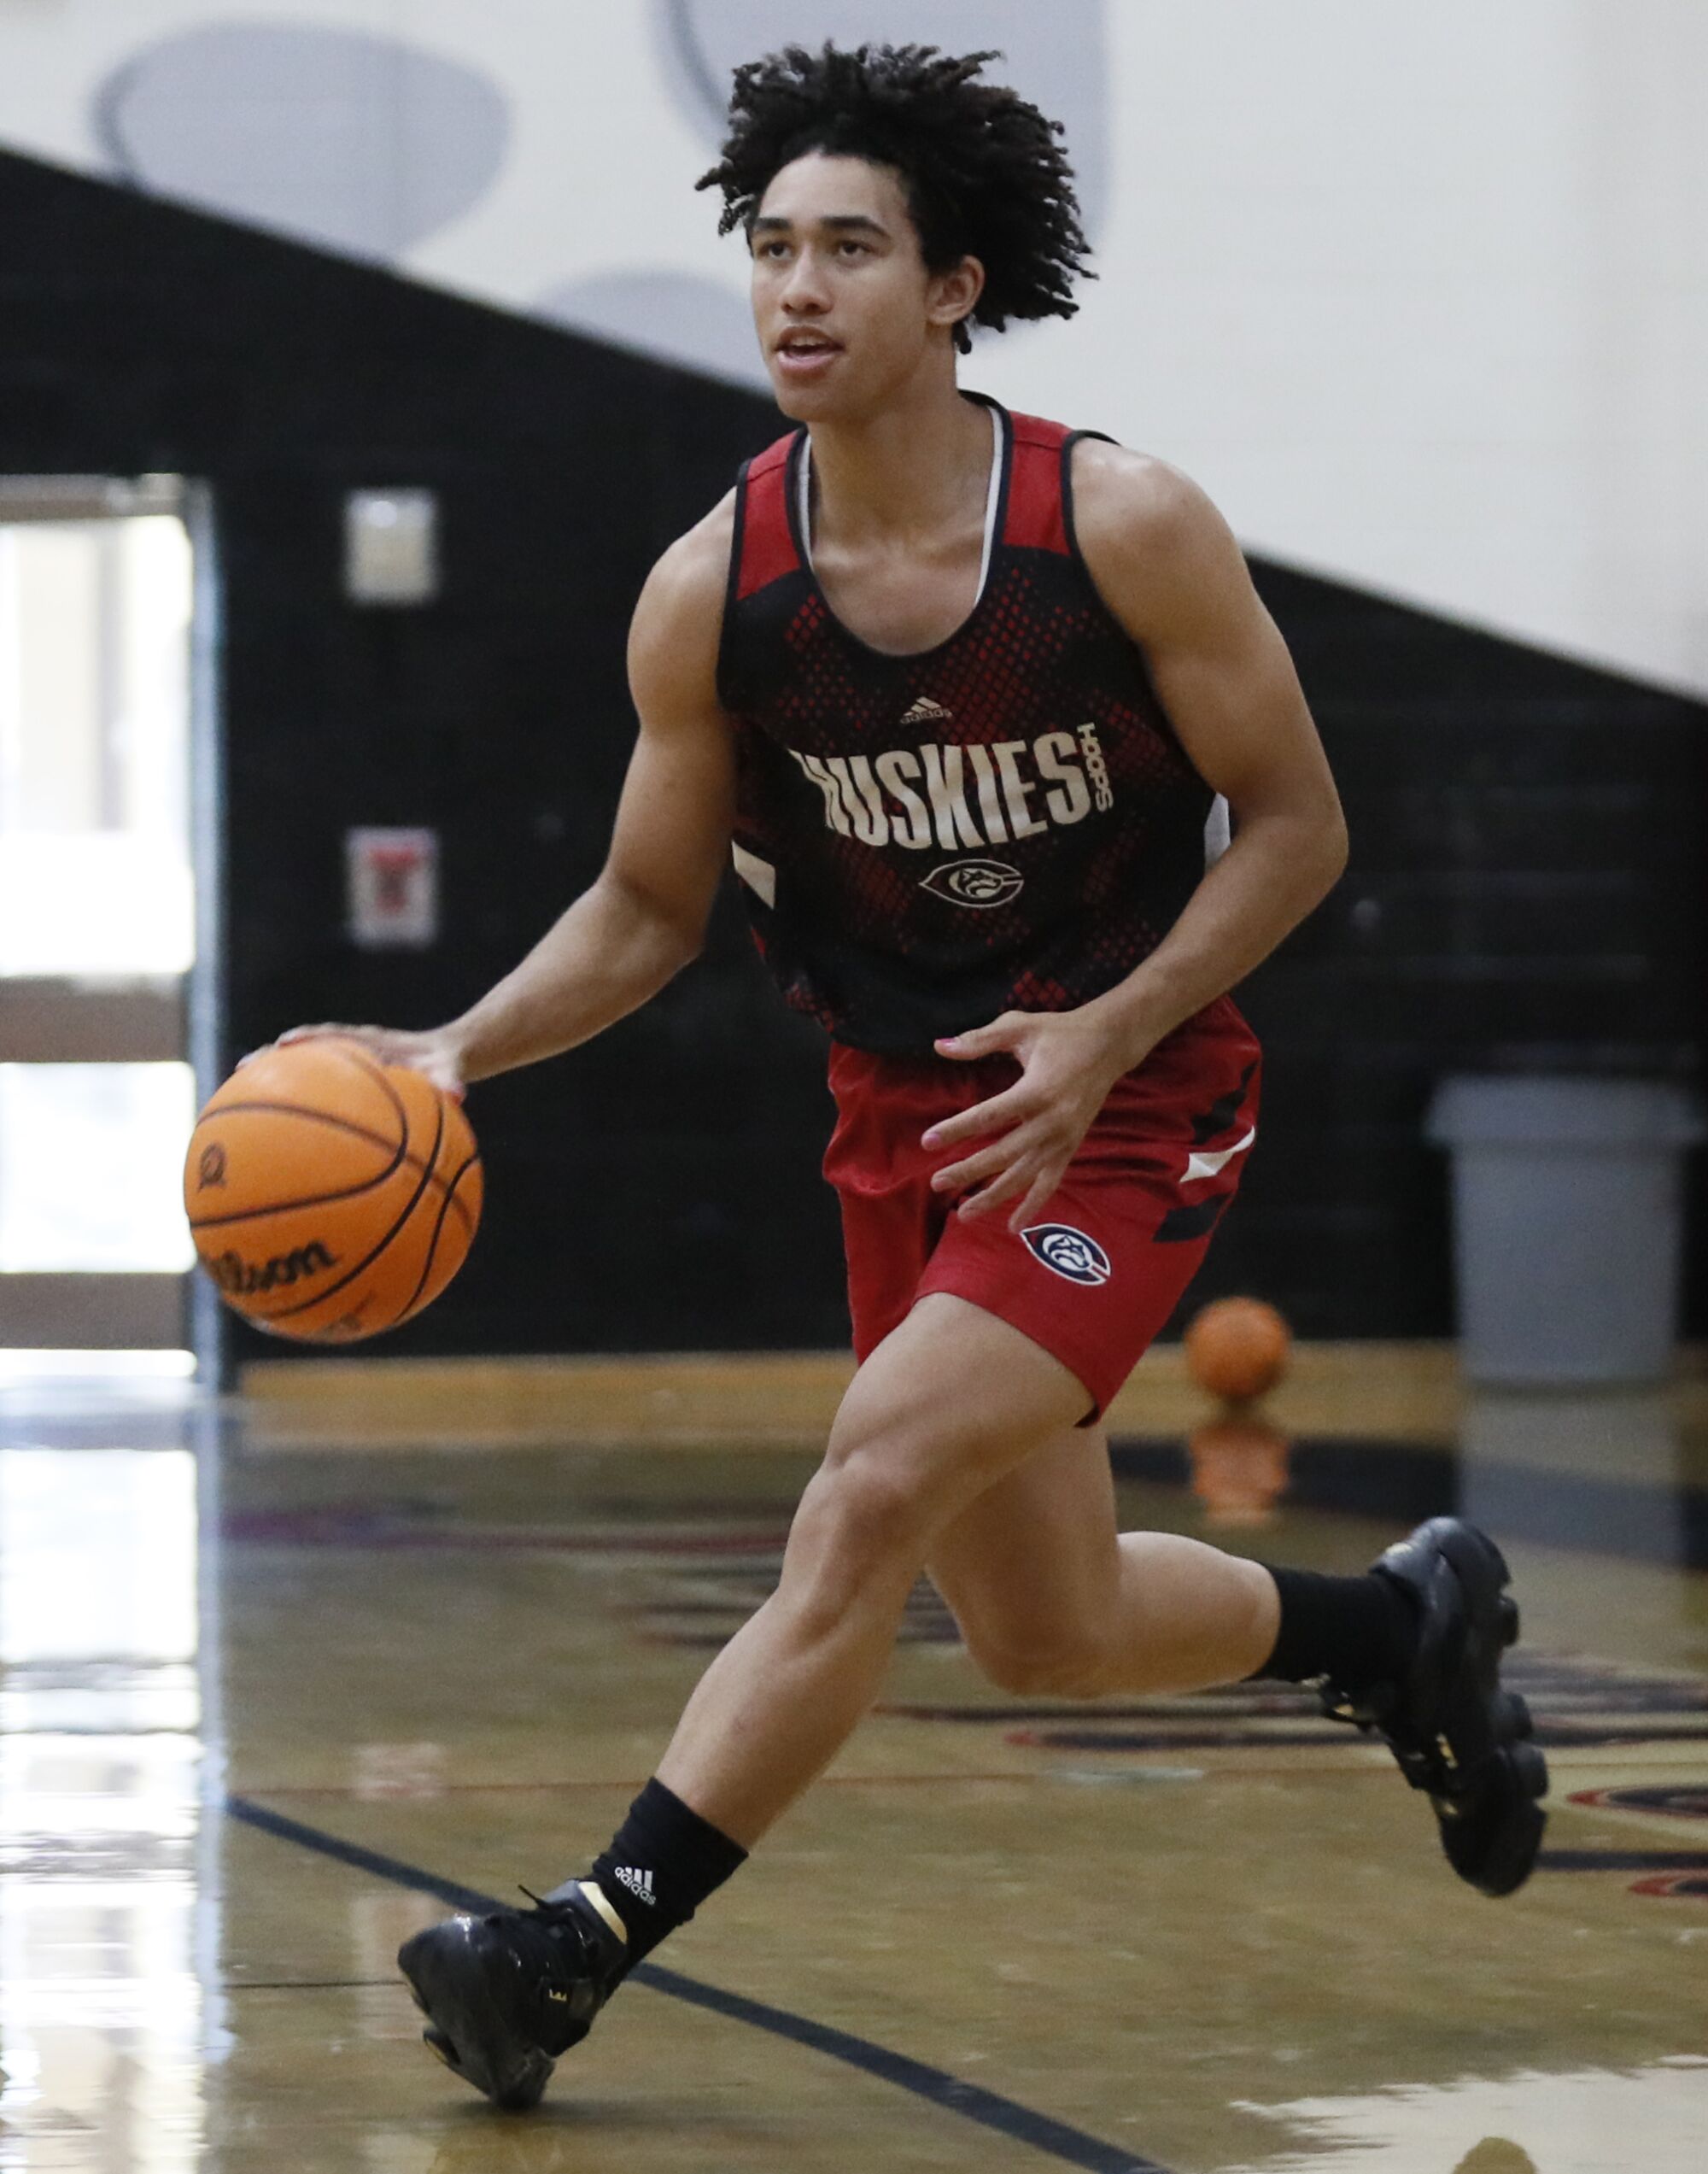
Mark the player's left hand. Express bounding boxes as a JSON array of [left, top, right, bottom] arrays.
[[922, 1009, 1144, 1233]]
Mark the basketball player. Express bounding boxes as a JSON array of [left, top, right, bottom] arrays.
[[275, 46, 1548, 2109]]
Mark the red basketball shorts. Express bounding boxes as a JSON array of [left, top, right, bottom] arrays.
[[823, 995, 1262, 1422]]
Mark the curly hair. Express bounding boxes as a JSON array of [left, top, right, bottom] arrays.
[[696, 43, 1093, 354]]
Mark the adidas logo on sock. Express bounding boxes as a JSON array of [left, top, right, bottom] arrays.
[[611, 1865, 656, 1906], [900, 695, 952, 724]]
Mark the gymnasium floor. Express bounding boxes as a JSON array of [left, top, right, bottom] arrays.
[[9, 1353, 1708, 2172]]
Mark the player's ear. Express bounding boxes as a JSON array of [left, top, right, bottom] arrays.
[[927, 255, 985, 339]]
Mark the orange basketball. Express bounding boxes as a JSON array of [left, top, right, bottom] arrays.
[[1184, 1296, 1291, 1403], [183, 1036, 483, 1343]]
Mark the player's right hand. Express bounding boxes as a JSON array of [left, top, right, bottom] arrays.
[[240, 1023, 467, 1101]]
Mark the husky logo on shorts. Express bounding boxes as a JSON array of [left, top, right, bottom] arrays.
[[919, 858, 1024, 910], [1021, 1223, 1112, 1286]]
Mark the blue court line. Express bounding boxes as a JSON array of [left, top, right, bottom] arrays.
[[1537, 1848, 1708, 1873], [225, 1794, 1169, 2174]]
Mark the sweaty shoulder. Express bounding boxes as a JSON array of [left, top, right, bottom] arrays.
[[628, 489, 735, 717], [1068, 438, 1250, 648]]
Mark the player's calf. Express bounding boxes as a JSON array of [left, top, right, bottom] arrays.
[[960, 1621, 1116, 1699]]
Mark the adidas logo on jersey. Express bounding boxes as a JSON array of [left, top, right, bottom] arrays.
[[900, 695, 953, 725], [611, 1865, 656, 1906]]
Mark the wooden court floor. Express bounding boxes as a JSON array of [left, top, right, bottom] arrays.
[[7, 1355, 1708, 2171]]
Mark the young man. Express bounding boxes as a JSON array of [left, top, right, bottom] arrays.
[[281, 44, 1547, 2111]]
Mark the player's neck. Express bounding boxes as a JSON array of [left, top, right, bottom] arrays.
[[802, 376, 991, 552]]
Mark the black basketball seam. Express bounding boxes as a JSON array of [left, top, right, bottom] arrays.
[[257, 1101, 446, 1331], [256, 1093, 447, 1323], [192, 1040, 411, 1196], [318, 1046, 478, 1240], [325, 1040, 412, 1139], [186, 1102, 472, 1228], [385, 1151, 482, 1331], [431, 1151, 479, 1238], [190, 1101, 404, 1160], [383, 1149, 477, 1333], [187, 1110, 410, 1226]]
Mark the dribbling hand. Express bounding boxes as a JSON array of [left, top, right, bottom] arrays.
[[240, 1023, 467, 1101]]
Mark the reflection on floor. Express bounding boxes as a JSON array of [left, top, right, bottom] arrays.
[[5, 1368, 1708, 2171]]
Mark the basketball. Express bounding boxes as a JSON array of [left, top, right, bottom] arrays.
[[1184, 1296, 1291, 1403], [183, 1036, 483, 1342]]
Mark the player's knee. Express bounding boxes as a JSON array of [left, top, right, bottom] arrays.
[[965, 1625, 1114, 1700], [820, 1398, 968, 1554], [819, 1454, 933, 1570], [784, 1452, 934, 1626]]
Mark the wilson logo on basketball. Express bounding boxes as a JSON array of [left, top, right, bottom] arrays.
[[197, 1143, 227, 1189], [200, 1239, 339, 1297], [1021, 1224, 1112, 1286], [920, 859, 1024, 910]]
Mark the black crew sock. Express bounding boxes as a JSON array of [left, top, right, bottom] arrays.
[[573, 1778, 747, 1970], [1250, 1565, 1421, 1693]]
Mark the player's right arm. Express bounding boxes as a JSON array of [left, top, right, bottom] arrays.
[[269, 497, 736, 1090]]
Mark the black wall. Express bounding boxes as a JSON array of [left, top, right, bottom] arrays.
[[1214, 578, 1707, 1336], [2, 147, 1702, 1363]]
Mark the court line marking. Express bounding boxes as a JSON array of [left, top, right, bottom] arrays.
[[1537, 1849, 1708, 1873], [225, 1793, 1169, 2174], [232, 1764, 1396, 1798], [238, 1772, 1048, 1796]]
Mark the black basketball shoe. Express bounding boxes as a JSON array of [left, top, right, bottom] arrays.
[[397, 1883, 628, 2111], [1318, 1517, 1548, 1896]]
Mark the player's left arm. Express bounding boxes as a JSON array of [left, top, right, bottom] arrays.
[[928, 445, 1347, 1228], [1068, 442, 1348, 1051]]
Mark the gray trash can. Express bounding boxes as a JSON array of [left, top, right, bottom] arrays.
[[1426, 1077, 1704, 1386]]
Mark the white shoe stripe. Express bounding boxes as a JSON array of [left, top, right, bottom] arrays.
[[1184, 1124, 1256, 1185]]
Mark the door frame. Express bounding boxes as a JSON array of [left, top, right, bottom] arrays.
[[0, 474, 225, 1383]]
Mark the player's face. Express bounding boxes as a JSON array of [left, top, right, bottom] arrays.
[[749, 155, 978, 418]]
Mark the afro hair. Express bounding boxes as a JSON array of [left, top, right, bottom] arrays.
[[697, 43, 1093, 353]]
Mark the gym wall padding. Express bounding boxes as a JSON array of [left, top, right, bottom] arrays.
[[1, 145, 1701, 1361]]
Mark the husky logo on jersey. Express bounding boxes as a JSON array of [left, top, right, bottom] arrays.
[[920, 858, 1024, 909], [787, 725, 1111, 855], [1021, 1223, 1112, 1286]]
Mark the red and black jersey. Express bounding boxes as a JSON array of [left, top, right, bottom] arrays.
[[717, 394, 1220, 1053]]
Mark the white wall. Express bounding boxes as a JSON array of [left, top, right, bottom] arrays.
[[2, 1, 1704, 694]]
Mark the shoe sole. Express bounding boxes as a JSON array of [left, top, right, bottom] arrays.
[[1423, 1521, 1549, 1897], [398, 1922, 554, 2112]]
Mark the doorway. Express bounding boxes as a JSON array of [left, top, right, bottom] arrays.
[[0, 475, 218, 1377]]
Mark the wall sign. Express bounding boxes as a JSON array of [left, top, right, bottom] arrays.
[[346, 827, 438, 949], [344, 489, 439, 605]]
